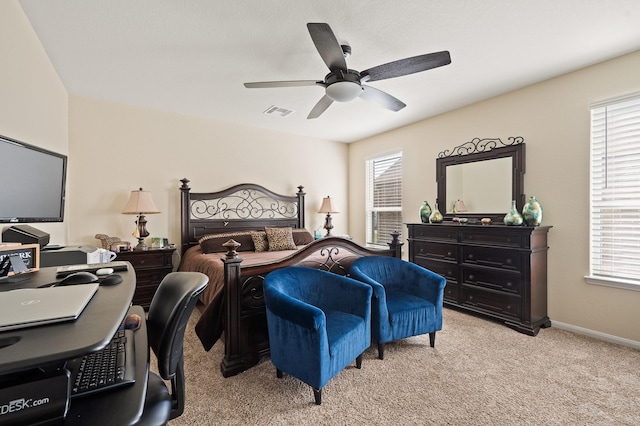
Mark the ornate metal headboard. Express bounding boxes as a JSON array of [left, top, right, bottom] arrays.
[[179, 179, 306, 254]]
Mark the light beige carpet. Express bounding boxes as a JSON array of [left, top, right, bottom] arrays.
[[163, 307, 639, 425]]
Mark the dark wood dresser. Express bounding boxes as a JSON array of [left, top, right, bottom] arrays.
[[115, 247, 176, 309], [407, 223, 551, 336]]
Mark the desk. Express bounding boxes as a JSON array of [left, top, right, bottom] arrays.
[[0, 265, 149, 425]]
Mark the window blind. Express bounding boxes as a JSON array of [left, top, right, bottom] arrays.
[[590, 93, 640, 283], [366, 152, 403, 246]]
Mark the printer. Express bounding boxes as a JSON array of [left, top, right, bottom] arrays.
[[40, 245, 101, 267]]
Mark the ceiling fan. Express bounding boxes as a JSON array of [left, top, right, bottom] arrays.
[[244, 23, 451, 119]]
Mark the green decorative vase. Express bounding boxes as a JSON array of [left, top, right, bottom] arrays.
[[522, 196, 543, 226], [429, 202, 443, 223], [503, 200, 523, 226], [419, 201, 432, 223]]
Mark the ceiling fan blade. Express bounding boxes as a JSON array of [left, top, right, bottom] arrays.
[[360, 85, 406, 112], [244, 80, 321, 88], [307, 95, 334, 119], [307, 23, 347, 72], [361, 51, 451, 82]]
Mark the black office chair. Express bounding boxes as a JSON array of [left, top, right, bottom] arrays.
[[134, 271, 208, 426]]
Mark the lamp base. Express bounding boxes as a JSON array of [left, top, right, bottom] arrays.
[[134, 237, 148, 251], [323, 213, 334, 237]]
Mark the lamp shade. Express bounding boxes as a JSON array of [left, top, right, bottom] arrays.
[[122, 188, 160, 214], [454, 199, 468, 213], [318, 196, 339, 214]]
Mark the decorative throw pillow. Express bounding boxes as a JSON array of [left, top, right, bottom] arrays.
[[265, 227, 297, 251], [198, 231, 255, 254], [292, 228, 314, 246], [251, 231, 268, 252]]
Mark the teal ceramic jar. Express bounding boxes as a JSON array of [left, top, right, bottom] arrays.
[[522, 196, 543, 226], [429, 202, 443, 223], [503, 200, 523, 226], [419, 201, 432, 223]]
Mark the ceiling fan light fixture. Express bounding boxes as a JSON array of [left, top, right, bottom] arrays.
[[326, 81, 362, 102]]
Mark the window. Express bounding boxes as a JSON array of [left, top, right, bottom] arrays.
[[588, 92, 640, 290], [366, 151, 402, 247]]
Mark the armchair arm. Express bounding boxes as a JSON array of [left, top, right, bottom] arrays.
[[398, 262, 446, 304], [264, 288, 325, 330]]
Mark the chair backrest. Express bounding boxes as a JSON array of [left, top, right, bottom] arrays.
[[350, 256, 406, 285], [147, 271, 208, 418]]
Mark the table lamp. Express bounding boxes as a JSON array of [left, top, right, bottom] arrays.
[[122, 188, 160, 251], [318, 196, 339, 237]]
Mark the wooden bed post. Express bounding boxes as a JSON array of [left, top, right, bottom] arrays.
[[179, 178, 191, 255], [296, 185, 305, 229], [388, 231, 403, 258], [220, 240, 245, 377]]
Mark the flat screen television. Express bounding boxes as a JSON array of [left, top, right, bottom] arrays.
[[0, 134, 67, 223]]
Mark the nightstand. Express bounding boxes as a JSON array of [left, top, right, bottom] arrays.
[[115, 247, 176, 309]]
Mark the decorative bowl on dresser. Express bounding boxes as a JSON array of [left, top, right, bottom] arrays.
[[407, 222, 551, 336], [115, 247, 176, 309]]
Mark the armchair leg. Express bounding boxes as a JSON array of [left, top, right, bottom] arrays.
[[429, 332, 436, 348], [313, 388, 322, 405], [355, 354, 363, 369], [378, 343, 385, 360], [276, 368, 283, 378]]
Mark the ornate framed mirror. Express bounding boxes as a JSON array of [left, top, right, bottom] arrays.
[[435, 137, 525, 222]]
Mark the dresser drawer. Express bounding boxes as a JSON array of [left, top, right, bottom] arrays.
[[461, 266, 521, 295], [413, 257, 458, 283], [412, 241, 458, 262], [461, 287, 521, 320], [410, 226, 457, 242], [460, 229, 523, 248], [124, 254, 169, 269], [135, 267, 172, 286], [443, 282, 458, 303], [462, 246, 521, 271]]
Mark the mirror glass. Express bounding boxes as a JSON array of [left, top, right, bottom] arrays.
[[445, 157, 512, 213], [436, 140, 525, 221]]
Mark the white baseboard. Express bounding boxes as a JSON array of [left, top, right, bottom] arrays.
[[551, 320, 640, 349]]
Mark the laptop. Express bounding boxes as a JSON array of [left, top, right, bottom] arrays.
[[0, 283, 99, 331]]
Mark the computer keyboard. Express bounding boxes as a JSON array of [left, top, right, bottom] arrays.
[[55, 261, 129, 277], [66, 329, 136, 398]]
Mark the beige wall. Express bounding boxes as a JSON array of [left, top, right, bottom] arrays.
[[67, 97, 348, 248], [349, 50, 640, 343], [0, 1, 68, 243]]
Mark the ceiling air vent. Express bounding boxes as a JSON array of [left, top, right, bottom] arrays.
[[263, 105, 294, 118]]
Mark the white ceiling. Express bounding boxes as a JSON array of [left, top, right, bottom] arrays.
[[18, 0, 640, 143]]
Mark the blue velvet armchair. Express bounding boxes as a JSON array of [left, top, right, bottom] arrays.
[[350, 256, 446, 360], [263, 267, 372, 405]]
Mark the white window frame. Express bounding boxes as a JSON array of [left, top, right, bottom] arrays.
[[365, 150, 403, 248], [586, 92, 640, 291]]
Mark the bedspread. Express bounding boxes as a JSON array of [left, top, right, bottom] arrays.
[[179, 245, 301, 350]]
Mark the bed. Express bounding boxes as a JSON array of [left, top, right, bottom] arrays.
[[178, 179, 402, 377]]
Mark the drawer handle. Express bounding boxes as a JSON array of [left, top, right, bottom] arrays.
[[506, 259, 512, 265], [139, 260, 145, 265], [468, 254, 474, 260], [468, 274, 475, 281], [468, 235, 473, 240], [506, 282, 513, 287], [447, 251, 452, 257], [447, 270, 453, 277]]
